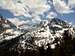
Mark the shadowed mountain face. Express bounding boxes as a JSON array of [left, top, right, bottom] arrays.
[[0, 16, 75, 56]]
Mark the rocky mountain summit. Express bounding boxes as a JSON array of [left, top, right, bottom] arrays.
[[0, 17, 75, 56], [0, 16, 16, 33], [0, 16, 21, 42]]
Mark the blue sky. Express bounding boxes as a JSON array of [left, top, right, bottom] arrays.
[[47, 0, 75, 24], [58, 11, 75, 24], [0, 0, 75, 25]]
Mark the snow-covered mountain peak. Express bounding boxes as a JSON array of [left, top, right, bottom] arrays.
[[0, 16, 21, 41], [21, 18, 75, 49]]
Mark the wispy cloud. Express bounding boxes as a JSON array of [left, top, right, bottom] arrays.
[[0, 0, 48, 25], [68, 0, 75, 8], [0, 0, 75, 26], [53, 0, 74, 14], [47, 12, 57, 18]]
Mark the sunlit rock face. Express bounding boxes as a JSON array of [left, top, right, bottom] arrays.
[[0, 18, 75, 56]]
